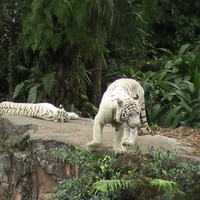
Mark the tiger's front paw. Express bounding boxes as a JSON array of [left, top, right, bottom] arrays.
[[122, 139, 134, 146], [113, 145, 127, 155], [87, 141, 101, 151]]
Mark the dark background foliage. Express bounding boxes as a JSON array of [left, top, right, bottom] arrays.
[[1, 0, 200, 127]]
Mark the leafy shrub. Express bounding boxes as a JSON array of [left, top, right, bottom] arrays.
[[45, 145, 185, 200], [130, 44, 200, 128], [13, 66, 56, 102], [44, 143, 200, 200], [142, 147, 200, 200], [90, 175, 184, 200], [153, 0, 200, 51]]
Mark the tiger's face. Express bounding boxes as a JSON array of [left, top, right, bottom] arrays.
[[116, 96, 141, 128], [57, 109, 70, 122]]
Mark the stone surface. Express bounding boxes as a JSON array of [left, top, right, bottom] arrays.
[[0, 116, 199, 200], [3, 115, 197, 159]]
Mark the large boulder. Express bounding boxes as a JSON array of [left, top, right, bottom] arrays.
[[0, 116, 198, 199]]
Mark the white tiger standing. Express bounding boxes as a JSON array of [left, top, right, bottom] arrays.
[[0, 102, 79, 122], [87, 78, 151, 155]]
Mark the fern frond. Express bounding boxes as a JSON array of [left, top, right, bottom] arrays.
[[41, 72, 56, 96], [27, 85, 38, 103], [74, 1, 87, 29], [50, 33, 62, 52], [50, 0, 71, 25], [150, 179, 184, 196], [91, 179, 141, 195], [91, 178, 185, 198]]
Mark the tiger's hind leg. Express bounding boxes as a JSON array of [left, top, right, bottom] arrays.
[[122, 125, 138, 146]]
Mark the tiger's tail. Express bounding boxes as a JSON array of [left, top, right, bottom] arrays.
[[140, 102, 151, 134]]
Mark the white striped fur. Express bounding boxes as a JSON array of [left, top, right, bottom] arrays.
[[87, 78, 151, 155], [0, 101, 79, 122]]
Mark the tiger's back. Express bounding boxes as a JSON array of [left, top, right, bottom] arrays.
[[106, 78, 144, 102]]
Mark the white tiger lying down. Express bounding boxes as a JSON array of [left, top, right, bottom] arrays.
[[87, 78, 151, 155], [0, 101, 79, 122]]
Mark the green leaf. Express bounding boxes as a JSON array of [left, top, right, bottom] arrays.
[[163, 106, 182, 127], [154, 70, 170, 81], [27, 86, 38, 103], [41, 72, 56, 96], [193, 44, 200, 54], [174, 90, 191, 103], [193, 52, 200, 72], [180, 81, 194, 93], [165, 60, 173, 69], [183, 75, 191, 81], [172, 112, 184, 128], [151, 106, 168, 123], [128, 166, 138, 175], [178, 44, 190, 56], [13, 82, 25, 99], [173, 57, 183, 66], [174, 76, 183, 85], [164, 92, 175, 101], [157, 81, 180, 92], [179, 99, 192, 112], [157, 48, 173, 57], [193, 73, 200, 97], [15, 65, 29, 72]]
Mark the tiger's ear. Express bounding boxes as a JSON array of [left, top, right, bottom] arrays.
[[133, 94, 139, 100], [117, 99, 123, 107]]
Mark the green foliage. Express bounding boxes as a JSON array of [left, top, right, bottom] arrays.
[[13, 0, 158, 112], [91, 178, 184, 199], [142, 147, 178, 179], [55, 176, 93, 200], [4, 139, 13, 150], [129, 44, 200, 128], [142, 146, 200, 200], [153, 0, 200, 51], [37, 144, 119, 199], [0, 0, 23, 97], [38, 144, 200, 200], [13, 67, 56, 102], [91, 179, 136, 195], [43, 144, 188, 200], [37, 144, 117, 176]]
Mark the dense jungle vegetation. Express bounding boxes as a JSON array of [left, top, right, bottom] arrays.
[[1, 0, 200, 128]]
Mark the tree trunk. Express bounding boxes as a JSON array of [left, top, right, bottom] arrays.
[[87, 51, 102, 107]]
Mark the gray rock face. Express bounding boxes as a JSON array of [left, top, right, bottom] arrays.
[[0, 116, 198, 200]]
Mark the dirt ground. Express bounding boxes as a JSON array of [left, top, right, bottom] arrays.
[[2, 116, 200, 160], [154, 126, 200, 156]]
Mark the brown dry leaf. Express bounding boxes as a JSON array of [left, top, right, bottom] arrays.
[[155, 126, 200, 156]]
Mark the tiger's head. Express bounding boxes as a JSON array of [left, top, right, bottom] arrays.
[[115, 94, 141, 128], [57, 108, 70, 122]]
